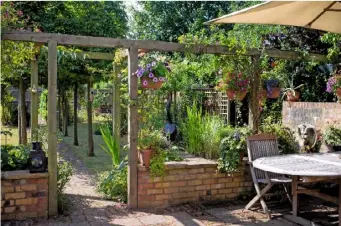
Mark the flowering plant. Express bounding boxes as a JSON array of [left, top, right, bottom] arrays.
[[216, 72, 250, 93], [135, 61, 170, 86], [263, 79, 280, 96], [326, 73, 341, 94]]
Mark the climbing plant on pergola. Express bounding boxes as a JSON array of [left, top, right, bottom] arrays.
[[2, 31, 329, 215]]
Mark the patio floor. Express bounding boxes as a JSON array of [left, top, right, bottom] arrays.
[[2, 142, 338, 226]]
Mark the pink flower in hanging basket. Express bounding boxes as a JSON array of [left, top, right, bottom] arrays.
[[159, 77, 165, 82], [149, 72, 154, 78], [142, 80, 148, 86], [153, 77, 158, 83]]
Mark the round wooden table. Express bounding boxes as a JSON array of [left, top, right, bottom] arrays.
[[253, 152, 341, 226]]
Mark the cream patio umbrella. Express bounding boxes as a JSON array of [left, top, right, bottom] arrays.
[[205, 1, 341, 34]]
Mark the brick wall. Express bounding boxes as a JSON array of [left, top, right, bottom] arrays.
[[137, 154, 253, 209], [1, 170, 48, 220], [282, 101, 341, 132]]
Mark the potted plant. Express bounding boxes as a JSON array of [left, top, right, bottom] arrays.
[[263, 79, 281, 99], [323, 125, 341, 152], [282, 78, 304, 102], [135, 61, 170, 90], [217, 126, 252, 173], [217, 72, 250, 101], [326, 70, 341, 103], [138, 129, 166, 168]]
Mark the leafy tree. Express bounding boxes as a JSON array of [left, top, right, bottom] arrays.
[[13, 2, 128, 156], [1, 2, 40, 144], [130, 1, 235, 42]]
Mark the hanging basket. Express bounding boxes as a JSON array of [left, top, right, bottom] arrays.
[[267, 87, 281, 99], [226, 90, 247, 101], [336, 88, 341, 103], [140, 77, 163, 90], [287, 91, 300, 102]]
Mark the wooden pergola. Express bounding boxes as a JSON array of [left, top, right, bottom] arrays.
[[2, 31, 329, 215]]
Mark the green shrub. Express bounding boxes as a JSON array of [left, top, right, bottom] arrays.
[[57, 161, 73, 215], [217, 126, 252, 173], [97, 161, 128, 203], [323, 126, 341, 146], [149, 149, 183, 178], [181, 103, 224, 159], [100, 124, 120, 166], [57, 161, 73, 195], [260, 117, 299, 154], [1, 145, 30, 171]]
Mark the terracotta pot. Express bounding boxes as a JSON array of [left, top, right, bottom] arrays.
[[236, 90, 247, 101], [336, 88, 341, 103], [140, 77, 163, 90], [287, 91, 300, 102], [226, 90, 235, 100], [239, 152, 245, 163], [267, 87, 281, 99], [138, 149, 153, 168], [226, 90, 247, 101]]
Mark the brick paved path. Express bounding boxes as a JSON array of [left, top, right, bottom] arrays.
[[3, 143, 300, 226]]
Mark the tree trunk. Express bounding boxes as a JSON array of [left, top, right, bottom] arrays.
[[19, 77, 27, 145], [87, 79, 94, 157], [73, 84, 78, 146], [57, 89, 62, 132], [63, 91, 68, 137]]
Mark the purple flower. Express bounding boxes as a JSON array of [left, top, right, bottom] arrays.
[[164, 62, 169, 66], [152, 61, 156, 66], [159, 77, 164, 82], [149, 72, 154, 78], [326, 77, 336, 93], [153, 77, 158, 83], [147, 64, 151, 68], [142, 80, 148, 86]]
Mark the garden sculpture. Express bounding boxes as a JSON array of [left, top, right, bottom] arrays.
[[297, 124, 317, 153]]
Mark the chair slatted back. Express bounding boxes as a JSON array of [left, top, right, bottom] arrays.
[[247, 134, 281, 180]]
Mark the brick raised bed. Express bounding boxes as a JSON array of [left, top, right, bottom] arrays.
[[1, 170, 48, 220], [137, 153, 253, 209]]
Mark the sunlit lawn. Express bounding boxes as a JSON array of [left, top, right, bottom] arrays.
[[62, 122, 113, 175], [0, 126, 31, 146]]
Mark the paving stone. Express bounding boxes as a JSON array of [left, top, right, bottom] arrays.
[[137, 214, 170, 225], [164, 212, 206, 226], [109, 217, 143, 225]]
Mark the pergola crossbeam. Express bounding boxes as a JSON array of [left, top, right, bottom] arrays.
[[2, 32, 327, 61]]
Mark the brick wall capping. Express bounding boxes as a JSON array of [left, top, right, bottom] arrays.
[[138, 152, 249, 171], [1, 170, 48, 180]]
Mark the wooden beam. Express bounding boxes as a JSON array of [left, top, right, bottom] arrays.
[[2, 32, 328, 61], [47, 40, 58, 216], [76, 51, 114, 60], [127, 46, 138, 209], [30, 57, 39, 140], [297, 188, 338, 205]]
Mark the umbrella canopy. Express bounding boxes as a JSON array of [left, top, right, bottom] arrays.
[[206, 1, 341, 34]]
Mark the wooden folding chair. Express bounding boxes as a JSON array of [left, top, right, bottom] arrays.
[[245, 134, 292, 217]]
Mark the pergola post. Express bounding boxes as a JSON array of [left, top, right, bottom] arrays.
[[112, 65, 121, 150], [127, 46, 138, 208], [30, 56, 39, 140], [47, 40, 58, 216], [249, 55, 261, 133]]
